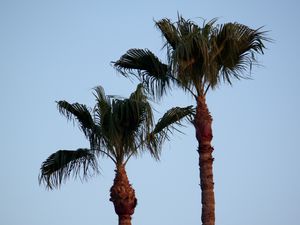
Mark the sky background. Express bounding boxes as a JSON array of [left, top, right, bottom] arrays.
[[1, 1, 299, 225]]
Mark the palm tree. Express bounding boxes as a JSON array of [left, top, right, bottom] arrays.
[[113, 15, 269, 225], [39, 84, 194, 225]]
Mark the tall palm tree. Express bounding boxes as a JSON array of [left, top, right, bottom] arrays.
[[39, 84, 194, 225], [113, 15, 269, 225]]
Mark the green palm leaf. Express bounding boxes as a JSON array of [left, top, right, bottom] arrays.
[[212, 23, 269, 86], [39, 148, 98, 189], [152, 105, 194, 135], [93, 85, 111, 117], [113, 48, 171, 99], [155, 18, 179, 50], [92, 86, 113, 148], [147, 105, 195, 158], [129, 84, 153, 129], [57, 101, 95, 138]]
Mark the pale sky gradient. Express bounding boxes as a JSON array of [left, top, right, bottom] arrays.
[[1, 1, 299, 225]]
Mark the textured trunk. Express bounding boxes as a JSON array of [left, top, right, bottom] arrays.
[[110, 164, 137, 225], [194, 95, 215, 225]]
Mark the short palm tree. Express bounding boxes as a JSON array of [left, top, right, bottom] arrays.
[[39, 84, 194, 225], [113, 16, 269, 225]]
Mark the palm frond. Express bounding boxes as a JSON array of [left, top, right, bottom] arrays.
[[56, 101, 95, 138], [152, 105, 195, 135], [212, 22, 269, 86], [128, 84, 154, 153], [93, 86, 109, 106], [113, 48, 172, 99], [39, 148, 99, 189], [129, 84, 153, 130], [92, 86, 112, 132], [155, 18, 179, 50], [146, 105, 195, 158]]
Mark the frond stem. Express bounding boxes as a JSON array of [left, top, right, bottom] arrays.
[[168, 75, 197, 99], [124, 141, 144, 166], [94, 149, 117, 164], [204, 84, 211, 96], [124, 152, 135, 166]]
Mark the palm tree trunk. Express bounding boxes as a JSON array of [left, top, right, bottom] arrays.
[[110, 164, 137, 225], [194, 95, 215, 225]]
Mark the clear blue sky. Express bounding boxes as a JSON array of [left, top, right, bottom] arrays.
[[1, 1, 299, 225]]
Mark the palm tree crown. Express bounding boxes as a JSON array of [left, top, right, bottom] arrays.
[[114, 16, 269, 98], [39, 84, 194, 189]]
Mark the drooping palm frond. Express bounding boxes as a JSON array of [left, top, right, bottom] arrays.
[[152, 105, 195, 135], [39, 148, 98, 189], [146, 105, 195, 158], [114, 48, 168, 77], [56, 101, 95, 138], [209, 22, 269, 87], [113, 48, 172, 99], [155, 18, 179, 50]]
